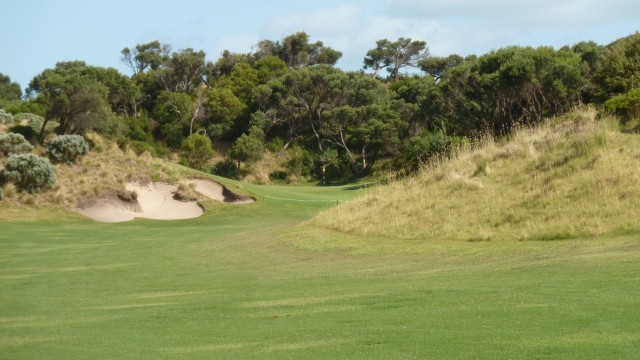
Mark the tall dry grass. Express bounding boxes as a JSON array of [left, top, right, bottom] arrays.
[[0, 133, 191, 212], [312, 107, 640, 242]]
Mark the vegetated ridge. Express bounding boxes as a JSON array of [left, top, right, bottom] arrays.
[[0, 133, 247, 221], [310, 107, 640, 249]]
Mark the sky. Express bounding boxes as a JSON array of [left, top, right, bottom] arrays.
[[1, 0, 639, 91]]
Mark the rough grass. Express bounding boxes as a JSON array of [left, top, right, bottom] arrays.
[[309, 108, 640, 251]]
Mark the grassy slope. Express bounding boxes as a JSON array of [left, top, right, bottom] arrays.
[[309, 108, 640, 252], [1, 112, 640, 359]]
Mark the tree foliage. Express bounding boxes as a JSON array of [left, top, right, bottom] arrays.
[[255, 32, 342, 68], [27, 62, 139, 137], [364, 38, 429, 81], [180, 133, 213, 170], [604, 88, 640, 123], [0, 73, 22, 104], [229, 127, 265, 166], [8, 31, 640, 182]]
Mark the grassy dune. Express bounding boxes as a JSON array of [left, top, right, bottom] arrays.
[[309, 108, 640, 252]]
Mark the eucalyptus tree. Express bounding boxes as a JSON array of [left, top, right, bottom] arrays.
[[0, 73, 22, 104], [120, 41, 171, 75], [418, 54, 464, 81], [364, 38, 429, 81], [27, 62, 138, 137], [254, 32, 342, 68]]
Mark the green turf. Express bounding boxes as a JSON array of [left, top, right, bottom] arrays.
[[1, 181, 639, 359]]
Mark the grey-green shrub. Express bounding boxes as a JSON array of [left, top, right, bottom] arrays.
[[0, 109, 13, 123], [0, 133, 34, 155], [46, 135, 89, 163], [3, 154, 56, 193], [0, 187, 4, 201]]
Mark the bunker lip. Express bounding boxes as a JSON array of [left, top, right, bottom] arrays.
[[76, 179, 254, 223]]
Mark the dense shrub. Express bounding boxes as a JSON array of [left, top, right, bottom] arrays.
[[0, 109, 13, 123], [14, 112, 44, 127], [3, 154, 56, 193], [0, 133, 34, 155], [397, 132, 456, 172], [46, 135, 89, 163], [181, 133, 214, 170], [285, 146, 313, 178], [211, 158, 239, 179], [0, 186, 3, 201], [229, 127, 265, 166], [8, 125, 38, 142], [604, 88, 640, 124], [269, 170, 288, 182]]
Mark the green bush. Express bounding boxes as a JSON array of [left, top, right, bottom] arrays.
[[0, 109, 14, 123], [286, 146, 313, 177], [211, 158, 239, 179], [181, 133, 214, 170], [398, 132, 455, 172], [3, 154, 56, 193], [229, 127, 265, 166], [129, 140, 156, 156], [46, 135, 89, 163], [0, 133, 34, 155], [14, 112, 44, 127], [268, 170, 288, 182], [604, 88, 640, 124], [0, 186, 4, 201], [8, 125, 38, 142]]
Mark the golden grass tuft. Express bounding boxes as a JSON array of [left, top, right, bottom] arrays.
[[312, 107, 640, 243]]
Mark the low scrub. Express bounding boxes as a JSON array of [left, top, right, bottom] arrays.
[[46, 135, 89, 163], [3, 154, 56, 193], [0, 109, 13, 123], [0, 133, 34, 155]]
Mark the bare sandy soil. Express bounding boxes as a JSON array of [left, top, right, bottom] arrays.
[[77, 179, 253, 223]]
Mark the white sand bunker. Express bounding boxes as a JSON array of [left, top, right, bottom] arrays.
[[77, 179, 254, 223]]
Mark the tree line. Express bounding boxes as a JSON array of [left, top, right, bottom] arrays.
[[1, 31, 639, 182]]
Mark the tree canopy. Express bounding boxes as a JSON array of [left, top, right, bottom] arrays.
[[7, 31, 638, 181]]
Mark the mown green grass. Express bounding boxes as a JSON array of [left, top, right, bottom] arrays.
[[1, 181, 639, 359]]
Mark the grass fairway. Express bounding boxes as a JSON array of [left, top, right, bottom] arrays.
[[1, 180, 639, 359]]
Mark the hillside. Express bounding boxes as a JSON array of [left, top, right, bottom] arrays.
[[309, 108, 640, 250], [0, 133, 249, 222]]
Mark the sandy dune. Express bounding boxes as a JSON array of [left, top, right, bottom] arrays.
[[77, 179, 253, 223]]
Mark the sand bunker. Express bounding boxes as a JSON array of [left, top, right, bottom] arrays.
[[77, 179, 254, 223], [188, 179, 255, 204]]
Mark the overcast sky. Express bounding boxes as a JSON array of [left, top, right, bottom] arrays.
[[1, 0, 638, 91]]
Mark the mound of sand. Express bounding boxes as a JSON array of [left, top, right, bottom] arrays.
[[188, 179, 255, 204], [77, 179, 254, 223]]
